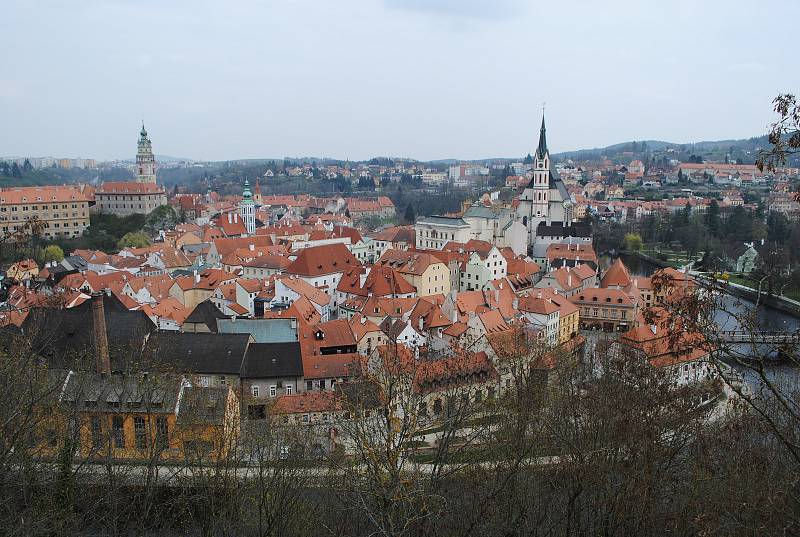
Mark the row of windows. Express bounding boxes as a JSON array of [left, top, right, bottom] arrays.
[[99, 195, 163, 201], [0, 203, 82, 212], [250, 384, 293, 397], [580, 307, 628, 319], [104, 204, 159, 209], [420, 230, 457, 240], [92, 415, 169, 450]]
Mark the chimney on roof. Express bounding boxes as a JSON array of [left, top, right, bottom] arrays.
[[195, 272, 201, 284], [227, 213, 232, 224], [512, 298, 519, 310], [91, 292, 111, 374], [494, 289, 500, 303], [450, 309, 458, 324], [418, 316, 425, 331]]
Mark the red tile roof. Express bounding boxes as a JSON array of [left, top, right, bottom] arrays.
[[286, 243, 360, 277]]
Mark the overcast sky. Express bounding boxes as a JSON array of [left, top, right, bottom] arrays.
[[1, 0, 798, 161]]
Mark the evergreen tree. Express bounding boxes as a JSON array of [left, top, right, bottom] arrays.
[[11, 162, 22, 178], [404, 203, 416, 224], [22, 159, 33, 173], [706, 199, 722, 237], [523, 153, 533, 164]]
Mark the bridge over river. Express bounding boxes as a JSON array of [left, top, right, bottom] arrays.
[[718, 330, 800, 344]]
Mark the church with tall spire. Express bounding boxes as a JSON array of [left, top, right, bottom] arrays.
[[516, 114, 574, 253], [136, 123, 157, 184]]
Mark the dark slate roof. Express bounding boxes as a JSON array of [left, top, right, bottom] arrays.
[[62, 256, 88, 271], [143, 331, 250, 375], [240, 342, 303, 379], [536, 222, 591, 238], [176, 386, 229, 425], [183, 300, 227, 332], [20, 293, 156, 371], [60, 370, 183, 414]]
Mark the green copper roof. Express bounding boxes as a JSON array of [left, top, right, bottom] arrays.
[[242, 179, 253, 200]]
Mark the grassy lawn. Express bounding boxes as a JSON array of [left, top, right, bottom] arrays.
[[727, 274, 757, 289], [726, 274, 800, 301], [640, 247, 693, 268]]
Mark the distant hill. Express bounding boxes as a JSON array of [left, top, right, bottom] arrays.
[[553, 135, 774, 165]]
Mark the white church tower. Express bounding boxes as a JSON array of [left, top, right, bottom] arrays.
[[239, 179, 256, 235], [530, 115, 550, 219], [517, 115, 551, 246], [136, 123, 157, 184]]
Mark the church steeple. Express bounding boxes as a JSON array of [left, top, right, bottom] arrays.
[[536, 114, 548, 159]]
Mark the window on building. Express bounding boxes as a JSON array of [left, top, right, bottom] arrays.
[[155, 417, 169, 449], [134, 416, 147, 449], [112, 416, 125, 448], [90, 416, 102, 447], [286, 385, 293, 395], [252, 385, 259, 398]]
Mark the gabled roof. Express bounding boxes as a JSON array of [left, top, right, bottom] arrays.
[[286, 243, 360, 277], [263, 295, 321, 326], [600, 258, 632, 289], [272, 391, 342, 414], [376, 249, 440, 276], [275, 276, 330, 307], [302, 352, 360, 380], [478, 310, 511, 334], [409, 298, 451, 330], [144, 331, 251, 375], [184, 300, 227, 331], [306, 319, 356, 348], [212, 236, 274, 258], [570, 288, 635, 307], [140, 297, 191, 325], [241, 342, 303, 379], [349, 313, 382, 341], [20, 293, 157, 371], [174, 268, 236, 291], [518, 294, 560, 315]]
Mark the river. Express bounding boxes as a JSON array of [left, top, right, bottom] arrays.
[[611, 253, 800, 332], [608, 254, 800, 391]]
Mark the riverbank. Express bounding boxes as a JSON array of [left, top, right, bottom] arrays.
[[712, 278, 800, 317], [613, 250, 800, 319]]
